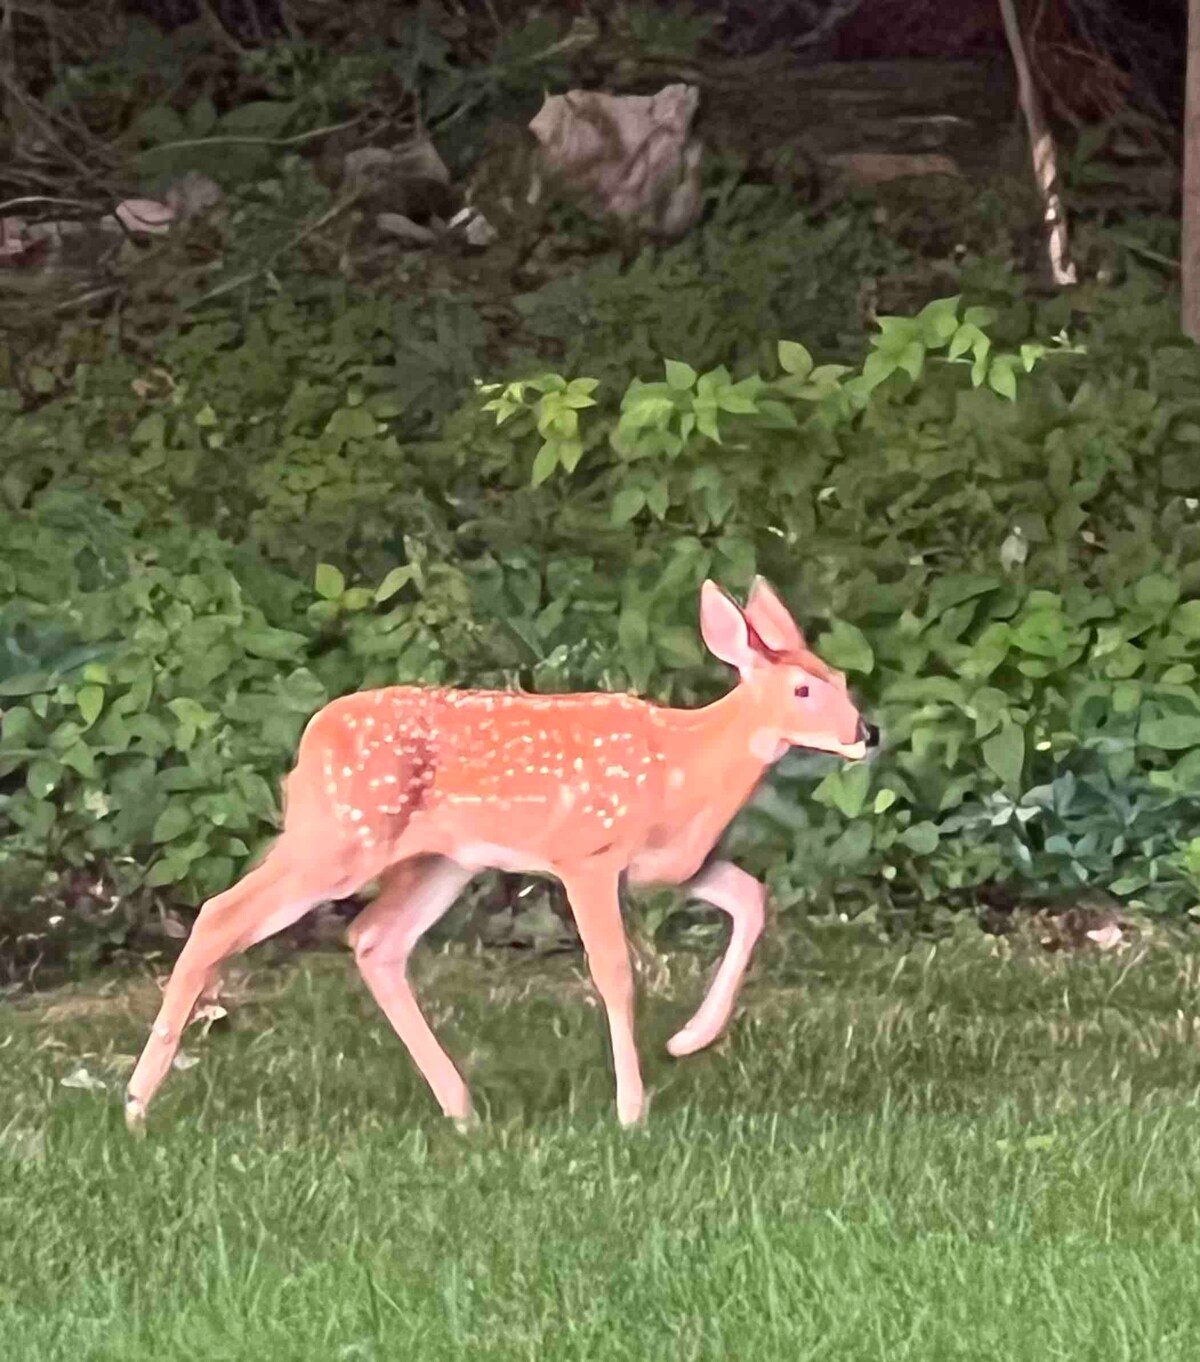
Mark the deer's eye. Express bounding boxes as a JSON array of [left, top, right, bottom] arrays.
[[795, 684, 810, 699]]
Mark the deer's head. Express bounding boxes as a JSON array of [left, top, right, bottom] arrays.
[[699, 578, 877, 763]]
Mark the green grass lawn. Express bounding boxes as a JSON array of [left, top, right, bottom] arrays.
[[4, 917, 1200, 1360]]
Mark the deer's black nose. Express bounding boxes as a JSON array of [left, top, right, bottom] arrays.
[[858, 719, 880, 749]]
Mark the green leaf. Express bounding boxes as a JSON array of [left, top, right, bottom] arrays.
[[186, 94, 218, 138], [861, 351, 898, 392], [219, 99, 297, 137], [612, 487, 646, 526], [988, 356, 1018, 401], [1012, 610, 1069, 657], [1173, 601, 1200, 639], [896, 340, 926, 381], [144, 856, 188, 889], [818, 763, 870, 818], [927, 574, 1001, 618], [777, 340, 814, 379], [819, 621, 874, 674], [664, 359, 697, 390], [531, 441, 560, 486], [1019, 343, 1045, 372], [1134, 573, 1179, 613], [753, 400, 799, 430], [900, 821, 939, 855], [617, 603, 649, 658], [982, 723, 1025, 790], [1139, 714, 1200, 751], [694, 402, 722, 442], [76, 684, 104, 727], [130, 103, 186, 144], [914, 295, 961, 343], [948, 322, 984, 362], [315, 563, 346, 600], [645, 480, 670, 520], [61, 742, 96, 778], [238, 627, 308, 662], [26, 757, 60, 799], [558, 438, 585, 473], [153, 804, 193, 844], [715, 378, 762, 414], [375, 567, 416, 603], [131, 413, 165, 446], [326, 407, 377, 442]]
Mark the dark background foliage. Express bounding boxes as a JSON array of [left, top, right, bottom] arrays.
[[1, 0, 1196, 986]]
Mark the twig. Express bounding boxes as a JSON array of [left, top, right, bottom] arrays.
[[144, 111, 378, 157], [997, 0, 1077, 286], [0, 195, 103, 216], [53, 284, 121, 314], [789, 0, 868, 50], [196, 0, 246, 56]]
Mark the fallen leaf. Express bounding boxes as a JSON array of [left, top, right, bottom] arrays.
[[60, 1066, 108, 1092]]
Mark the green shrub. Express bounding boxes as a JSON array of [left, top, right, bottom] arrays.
[[5, 262, 1200, 979], [472, 281, 1200, 916]]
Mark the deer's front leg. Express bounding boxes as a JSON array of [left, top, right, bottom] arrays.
[[667, 860, 766, 1059], [561, 868, 645, 1127]]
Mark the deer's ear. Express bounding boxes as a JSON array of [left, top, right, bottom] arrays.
[[745, 576, 805, 653], [699, 580, 757, 675]]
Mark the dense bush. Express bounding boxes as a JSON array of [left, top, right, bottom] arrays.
[[4, 239, 1200, 978]]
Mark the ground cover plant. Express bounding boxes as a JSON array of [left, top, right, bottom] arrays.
[[5, 252, 1200, 978], [5, 922, 1200, 1359]]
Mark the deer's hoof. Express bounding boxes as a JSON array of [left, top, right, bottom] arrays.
[[124, 1092, 147, 1138], [451, 1108, 480, 1135], [667, 1026, 705, 1058]]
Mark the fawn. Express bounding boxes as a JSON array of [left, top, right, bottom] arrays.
[[125, 578, 875, 1132]]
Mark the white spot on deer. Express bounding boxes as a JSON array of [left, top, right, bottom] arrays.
[[749, 727, 789, 764], [350, 809, 363, 822]]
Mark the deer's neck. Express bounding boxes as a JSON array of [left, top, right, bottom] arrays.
[[650, 684, 778, 826]]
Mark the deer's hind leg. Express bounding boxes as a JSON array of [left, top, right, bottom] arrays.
[[125, 835, 362, 1131], [347, 855, 475, 1125]]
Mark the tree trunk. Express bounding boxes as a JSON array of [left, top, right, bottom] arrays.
[[1183, 0, 1200, 340], [997, 0, 1076, 287]]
